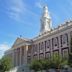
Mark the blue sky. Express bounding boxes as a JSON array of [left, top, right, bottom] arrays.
[[0, 0, 72, 58]]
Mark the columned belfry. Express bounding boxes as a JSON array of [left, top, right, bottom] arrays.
[[40, 5, 51, 34]]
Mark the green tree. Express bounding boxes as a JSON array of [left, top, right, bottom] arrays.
[[68, 37, 72, 67], [0, 56, 12, 72], [30, 59, 42, 72], [51, 54, 61, 69], [0, 59, 3, 72], [68, 52, 72, 67], [39, 59, 50, 72], [50, 54, 68, 72], [70, 37, 72, 52]]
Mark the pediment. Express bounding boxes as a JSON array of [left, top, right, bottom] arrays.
[[12, 38, 26, 48]]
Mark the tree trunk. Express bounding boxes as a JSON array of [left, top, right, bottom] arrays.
[[46, 69, 49, 72], [56, 69, 60, 72], [41, 70, 42, 72]]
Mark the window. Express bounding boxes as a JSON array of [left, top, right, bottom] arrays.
[[54, 37, 58, 47], [39, 43, 40, 52], [63, 34, 67, 44], [40, 42, 44, 50], [33, 45, 35, 54], [62, 34, 68, 45], [45, 52, 50, 59], [52, 37, 59, 49], [39, 53, 44, 59], [27, 56, 31, 63], [62, 49, 68, 59], [45, 41, 47, 50], [45, 40, 51, 51], [60, 35, 63, 47], [47, 40, 50, 48], [33, 55, 38, 59], [53, 51, 59, 59], [35, 44, 38, 52], [52, 38, 54, 49], [70, 31, 72, 37], [39, 42, 44, 50], [33, 44, 38, 54]]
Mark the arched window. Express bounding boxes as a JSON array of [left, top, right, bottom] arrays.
[[41, 42, 44, 50], [46, 40, 50, 48], [54, 37, 58, 47], [62, 33, 68, 45]]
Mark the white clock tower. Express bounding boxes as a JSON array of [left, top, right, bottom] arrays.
[[40, 5, 52, 34]]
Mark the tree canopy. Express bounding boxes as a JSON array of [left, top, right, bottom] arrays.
[[29, 59, 42, 72], [0, 56, 12, 72]]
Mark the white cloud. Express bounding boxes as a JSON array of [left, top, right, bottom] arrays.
[[6, 0, 25, 21], [35, 1, 43, 9], [50, 12, 61, 28], [7, 34, 18, 38], [67, 0, 72, 6], [66, 0, 72, 13], [35, 0, 43, 9], [35, 0, 48, 9], [0, 43, 10, 58], [5, 0, 39, 23]]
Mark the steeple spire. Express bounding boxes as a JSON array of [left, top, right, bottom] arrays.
[[40, 5, 52, 34], [42, 5, 50, 18]]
